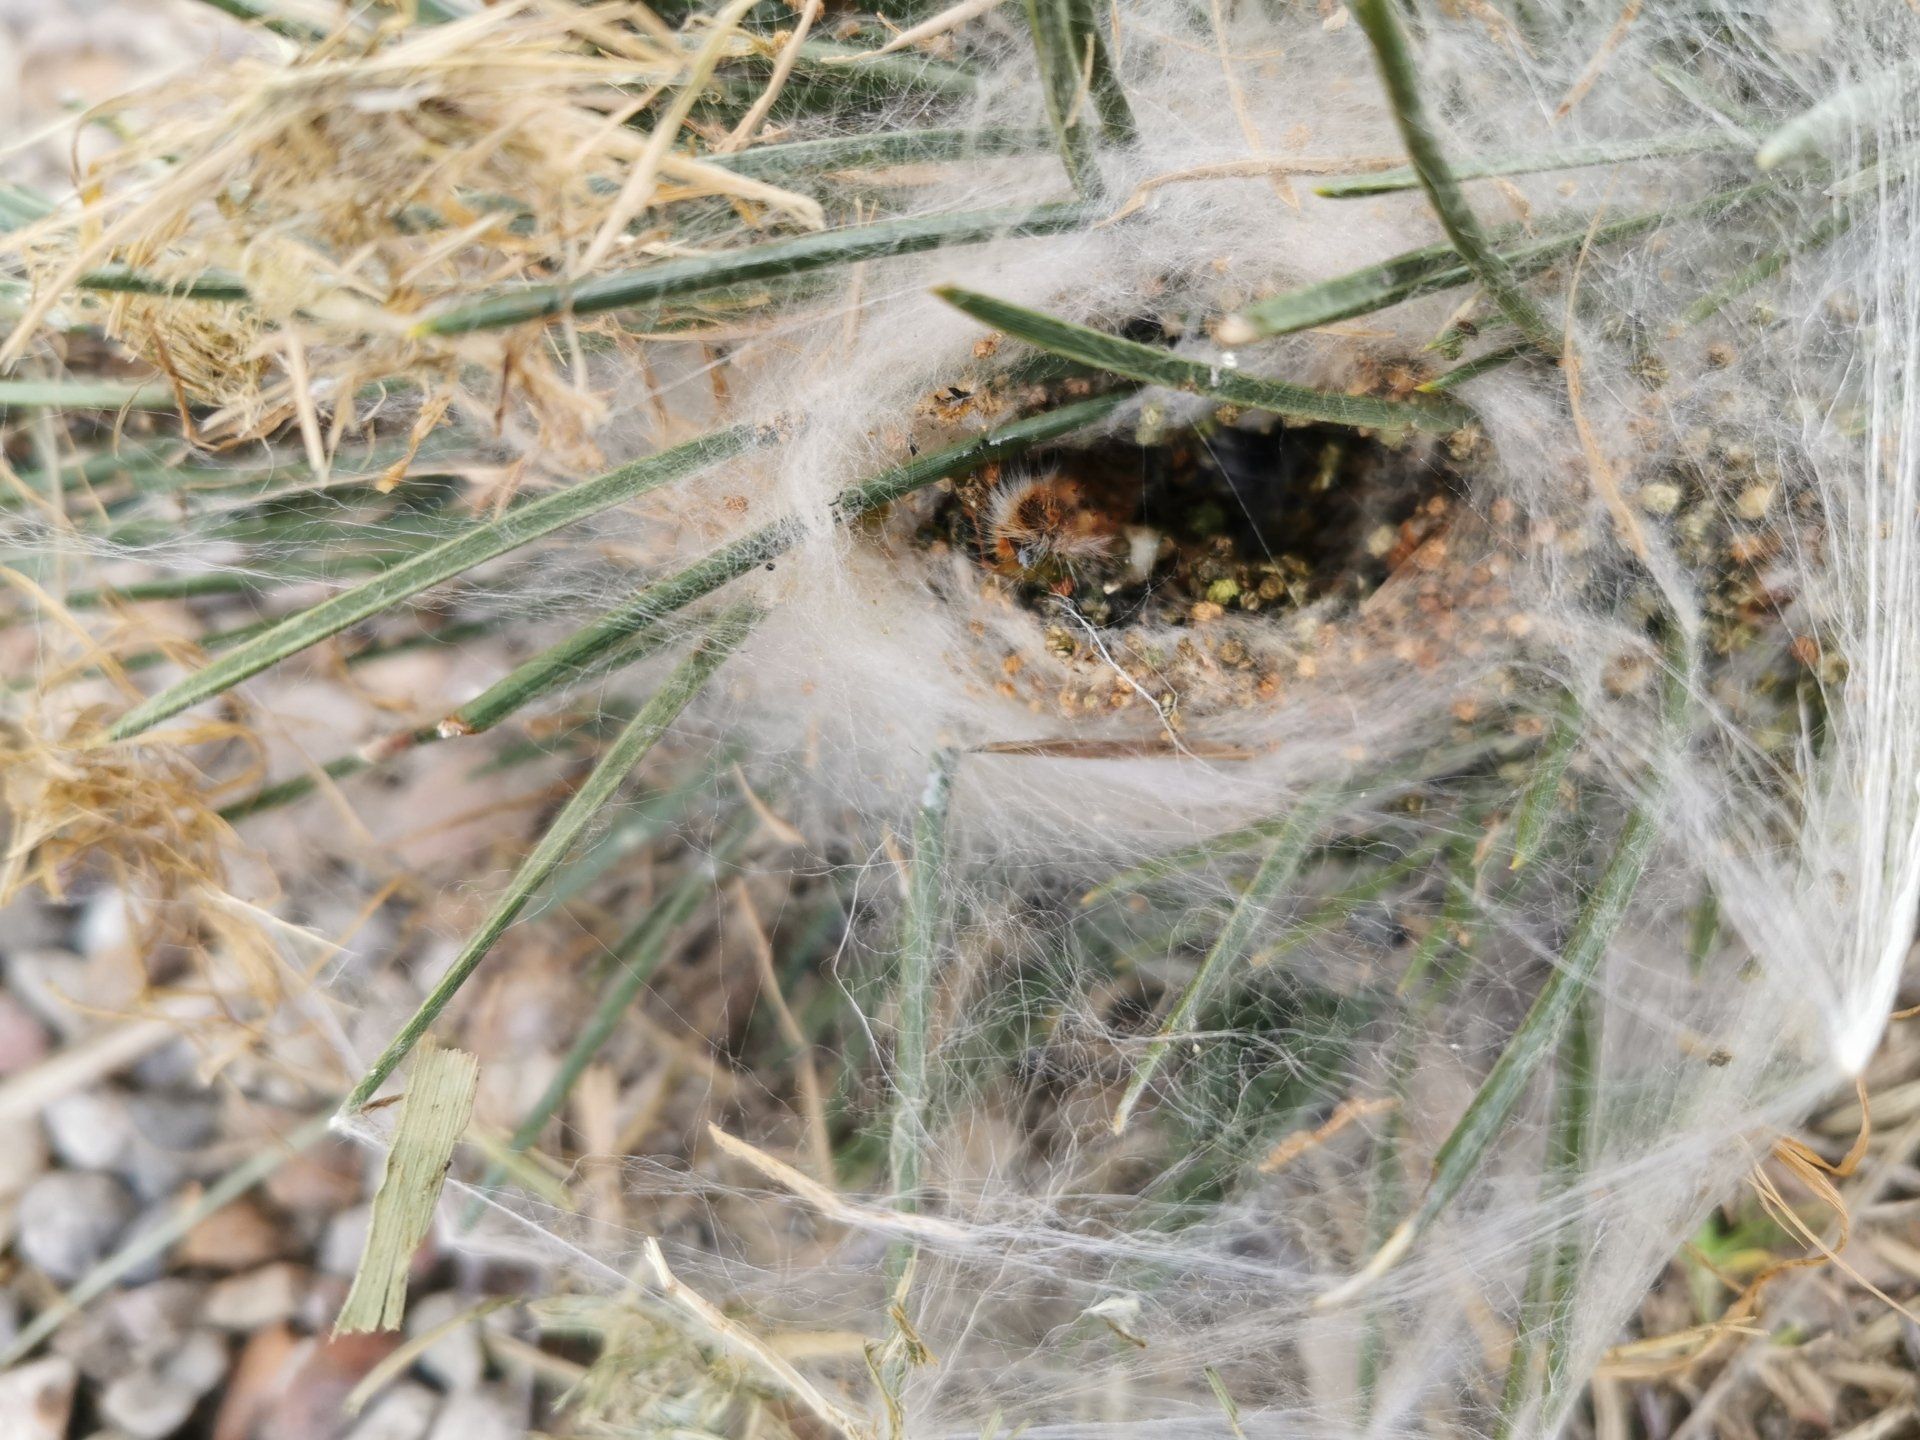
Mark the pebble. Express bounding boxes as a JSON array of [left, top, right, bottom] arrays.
[[204, 1263, 309, 1330], [15, 1171, 137, 1284], [345, 1383, 440, 1440], [425, 1389, 522, 1440], [97, 1372, 198, 1440], [0, 990, 51, 1075], [0, 1356, 76, 1440], [43, 1089, 136, 1172], [55, 1280, 202, 1381], [121, 1093, 221, 1201], [405, 1291, 485, 1392], [320, 1204, 374, 1277], [98, 1330, 230, 1440], [177, 1196, 286, 1272], [3, 950, 93, 1038], [265, 1135, 364, 1215]]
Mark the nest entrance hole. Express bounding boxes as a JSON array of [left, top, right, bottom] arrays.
[[929, 419, 1463, 630]]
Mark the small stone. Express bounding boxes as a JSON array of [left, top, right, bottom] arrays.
[[1734, 482, 1775, 520], [177, 1196, 285, 1272], [121, 1094, 221, 1201], [1636, 481, 1682, 516], [163, 1329, 231, 1396], [98, 1371, 198, 1440], [16, 1171, 136, 1284], [0, 991, 51, 1076], [264, 1136, 362, 1215], [53, 1280, 203, 1381], [425, 1389, 522, 1440], [320, 1204, 374, 1277], [3, 949, 91, 1037], [205, 1264, 309, 1330], [345, 1383, 439, 1440], [43, 1089, 136, 1172], [0, 1356, 76, 1440], [405, 1292, 484, 1392]]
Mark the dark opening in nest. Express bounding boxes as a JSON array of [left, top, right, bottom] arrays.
[[925, 420, 1464, 629]]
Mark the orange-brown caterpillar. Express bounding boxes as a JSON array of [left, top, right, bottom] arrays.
[[984, 472, 1119, 579]]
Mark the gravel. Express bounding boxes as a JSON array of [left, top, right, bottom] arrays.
[[15, 1171, 138, 1285]]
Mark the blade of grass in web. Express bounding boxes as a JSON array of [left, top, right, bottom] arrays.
[[1394, 835, 1477, 1000], [0, 183, 52, 231], [936, 288, 1469, 433], [1493, 987, 1596, 1439], [1357, 1045, 1413, 1422], [1111, 790, 1333, 1135], [1253, 834, 1448, 968], [341, 607, 758, 1114], [1320, 773, 1669, 1307], [217, 678, 669, 826], [416, 203, 1095, 336], [1316, 131, 1740, 198], [461, 829, 747, 1224], [891, 751, 954, 1213], [1679, 203, 1854, 328], [76, 265, 250, 302], [710, 126, 1056, 179], [186, 0, 325, 40], [1352, 0, 1557, 353], [1758, 60, 1920, 170], [1418, 342, 1531, 395], [789, 39, 982, 98], [1324, 814, 1650, 1304], [0, 379, 177, 411], [105, 424, 760, 741], [1509, 701, 1580, 870], [0, 1111, 332, 1367], [1224, 181, 1774, 343], [438, 392, 1132, 734], [1025, 0, 1135, 191]]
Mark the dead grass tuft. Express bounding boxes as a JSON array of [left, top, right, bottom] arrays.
[[0, 0, 823, 465]]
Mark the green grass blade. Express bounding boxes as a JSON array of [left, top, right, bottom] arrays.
[[1222, 182, 1770, 342], [710, 126, 1055, 179], [0, 379, 177, 411], [790, 39, 982, 98], [415, 203, 1095, 336], [1417, 342, 1531, 394], [0, 183, 53, 231], [1323, 785, 1664, 1307], [1025, 0, 1134, 190], [891, 751, 955, 1209], [1493, 988, 1596, 1438], [1351, 0, 1558, 352], [340, 607, 757, 1113], [462, 831, 743, 1221], [105, 424, 761, 741], [1508, 703, 1580, 870], [937, 287, 1468, 432], [1315, 131, 1739, 198], [1679, 203, 1854, 328], [76, 265, 251, 302], [439, 391, 1132, 733], [186, 0, 324, 40], [1111, 791, 1332, 1134]]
